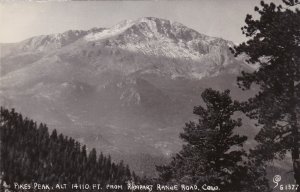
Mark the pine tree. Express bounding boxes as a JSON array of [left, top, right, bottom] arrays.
[[231, 0, 300, 186], [157, 89, 270, 192]]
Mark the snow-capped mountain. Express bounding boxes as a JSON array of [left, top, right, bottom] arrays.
[[0, 17, 256, 176], [1, 17, 243, 80], [85, 17, 233, 61]]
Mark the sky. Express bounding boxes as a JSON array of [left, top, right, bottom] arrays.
[[0, 0, 283, 44]]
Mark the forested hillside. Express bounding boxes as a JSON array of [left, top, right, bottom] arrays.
[[0, 107, 137, 191]]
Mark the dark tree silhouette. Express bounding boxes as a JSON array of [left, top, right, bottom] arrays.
[[231, 0, 300, 186], [157, 89, 270, 192]]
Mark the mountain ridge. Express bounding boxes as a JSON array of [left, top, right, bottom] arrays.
[[1, 17, 249, 83], [2, 17, 235, 62]]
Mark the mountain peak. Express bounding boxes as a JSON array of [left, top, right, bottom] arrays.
[[83, 17, 233, 61], [84, 17, 199, 41]]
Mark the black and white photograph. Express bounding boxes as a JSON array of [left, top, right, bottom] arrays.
[[0, 0, 299, 191]]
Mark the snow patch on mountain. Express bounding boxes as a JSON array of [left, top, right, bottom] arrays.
[[85, 20, 135, 41], [119, 38, 204, 60]]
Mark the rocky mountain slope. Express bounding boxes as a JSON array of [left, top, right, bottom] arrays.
[[0, 17, 260, 176]]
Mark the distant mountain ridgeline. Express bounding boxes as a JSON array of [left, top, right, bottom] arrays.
[[0, 107, 138, 191]]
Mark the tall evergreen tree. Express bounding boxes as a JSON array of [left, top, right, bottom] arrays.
[[231, 0, 300, 186], [157, 89, 270, 192]]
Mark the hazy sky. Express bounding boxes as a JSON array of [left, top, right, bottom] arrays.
[[0, 0, 282, 44]]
